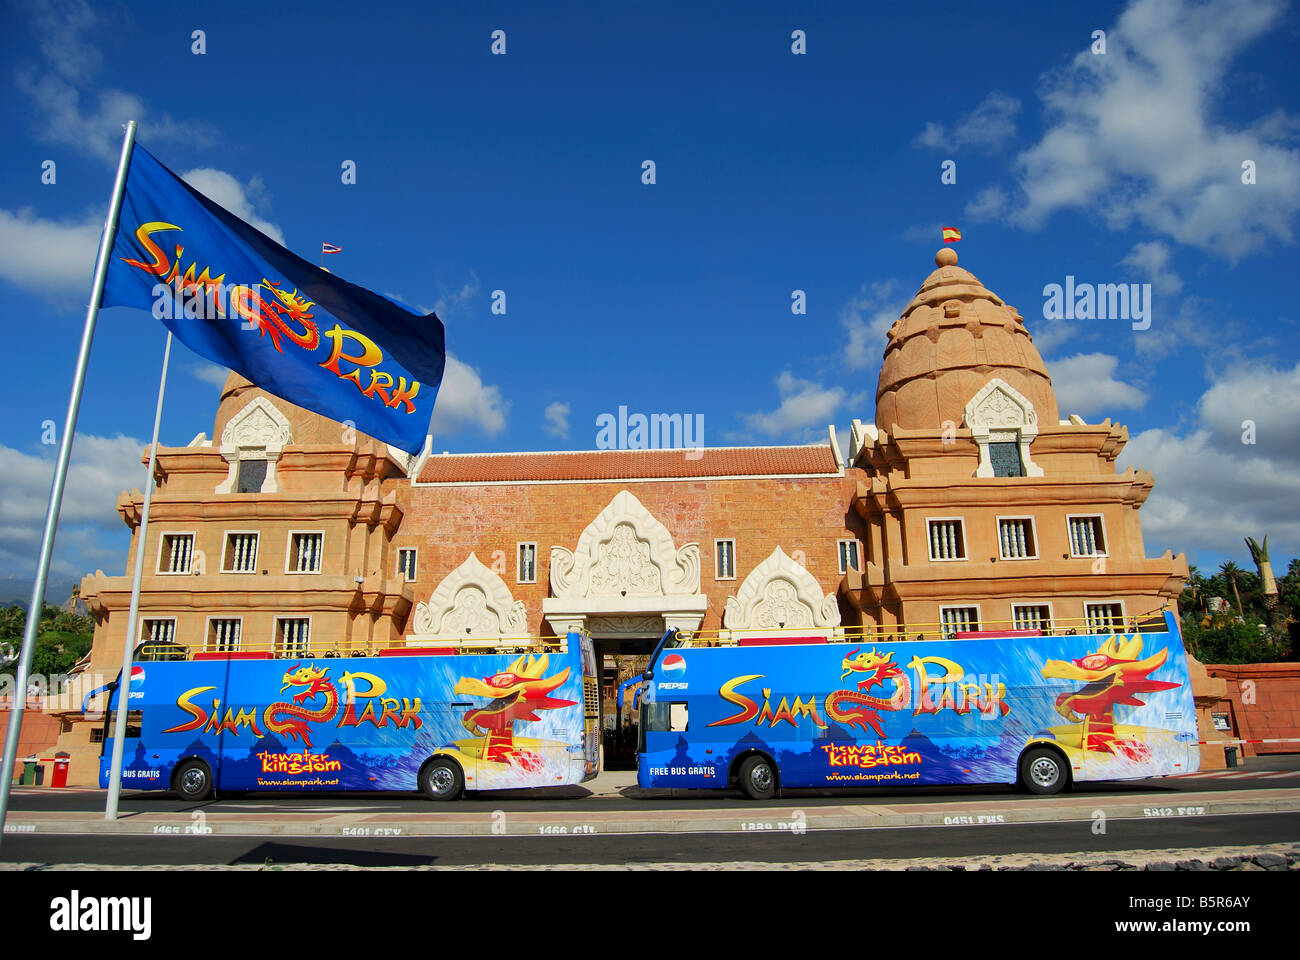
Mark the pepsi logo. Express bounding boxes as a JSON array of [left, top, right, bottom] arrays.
[[661, 654, 686, 678]]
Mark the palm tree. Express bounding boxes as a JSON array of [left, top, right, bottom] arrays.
[[1244, 537, 1278, 612], [1219, 561, 1245, 617]]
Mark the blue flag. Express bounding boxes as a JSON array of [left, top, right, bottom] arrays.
[[102, 144, 445, 454]]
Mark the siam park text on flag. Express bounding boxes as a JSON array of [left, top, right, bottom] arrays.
[[101, 144, 445, 455]]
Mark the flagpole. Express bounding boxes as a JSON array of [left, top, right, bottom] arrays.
[[105, 330, 171, 820], [0, 120, 136, 847]]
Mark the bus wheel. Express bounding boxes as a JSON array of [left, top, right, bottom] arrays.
[[173, 760, 213, 801], [737, 755, 776, 801], [1019, 747, 1067, 795], [420, 758, 464, 801]]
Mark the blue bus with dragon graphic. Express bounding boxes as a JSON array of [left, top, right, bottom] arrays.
[[628, 611, 1199, 798], [91, 632, 600, 800]]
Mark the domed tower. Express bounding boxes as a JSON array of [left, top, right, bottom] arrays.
[[844, 248, 1187, 635], [876, 247, 1058, 433]]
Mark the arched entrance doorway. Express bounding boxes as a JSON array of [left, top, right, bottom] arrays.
[[542, 490, 707, 768]]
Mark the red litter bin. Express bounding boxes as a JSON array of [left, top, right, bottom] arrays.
[[50, 752, 70, 788]]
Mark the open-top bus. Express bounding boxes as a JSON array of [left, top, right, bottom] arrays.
[[91, 630, 600, 800], [628, 610, 1199, 798]]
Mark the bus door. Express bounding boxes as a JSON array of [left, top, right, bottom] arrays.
[[578, 634, 600, 780]]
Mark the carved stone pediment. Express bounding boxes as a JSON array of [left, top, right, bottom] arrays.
[[723, 547, 840, 632], [550, 490, 700, 599], [409, 553, 528, 643], [220, 397, 292, 451], [962, 378, 1045, 479], [964, 378, 1037, 431], [542, 490, 708, 637], [215, 397, 292, 494]]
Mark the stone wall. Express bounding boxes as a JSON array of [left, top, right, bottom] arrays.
[[1203, 662, 1300, 758]]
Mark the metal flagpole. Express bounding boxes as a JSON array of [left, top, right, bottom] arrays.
[[105, 330, 172, 820], [0, 120, 136, 847]]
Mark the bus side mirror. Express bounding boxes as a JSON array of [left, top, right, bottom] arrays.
[[642, 670, 653, 680]]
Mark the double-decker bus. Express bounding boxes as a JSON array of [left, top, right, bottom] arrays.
[[91, 630, 600, 801], [629, 610, 1199, 798]]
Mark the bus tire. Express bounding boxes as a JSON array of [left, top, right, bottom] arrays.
[[419, 757, 464, 801], [737, 754, 777, 801], [1019, 747, 1068, 795], [173, 759, 214, 801]]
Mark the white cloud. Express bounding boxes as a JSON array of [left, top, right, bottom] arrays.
[[0, 207, 101, 300], [0, 432, 146, 579], [180, 169, 285, 245], [965, 186, 1009, 222], [915, 91, 1021, 153], [431, 354, 509, 436], [1050, 352, 1148, 415], [434, 277, 481, 318], [16, 0, 211, 163], [191, 362, 231, 389], [1011, 0, 1299, 261], [744, 372, 854, 438], [542, 401, 571, 439], [840, 280, 905, 370], [1121, 362, 1300, 560], [1120, 240, 1183, 295]]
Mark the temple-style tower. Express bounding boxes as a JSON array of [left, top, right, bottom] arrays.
[[843, 248, 1187, 634]]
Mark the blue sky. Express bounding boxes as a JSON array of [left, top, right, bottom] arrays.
[[1, 0, 1298, 585]]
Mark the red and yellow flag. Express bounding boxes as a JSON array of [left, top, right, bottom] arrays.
[[942, 226, 962, 243]]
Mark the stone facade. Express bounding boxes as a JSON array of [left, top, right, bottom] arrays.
[[48, 248, 1193, 785]]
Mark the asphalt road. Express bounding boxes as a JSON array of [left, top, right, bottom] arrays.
[[2, 811, 1296, 866], [3, 759, 1298, 866]]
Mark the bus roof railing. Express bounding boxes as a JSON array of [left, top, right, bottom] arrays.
[[134, 630, 585, 662], [661, 610, 1175, 649]]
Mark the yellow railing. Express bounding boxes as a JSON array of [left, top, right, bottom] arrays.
[[672, 611, 1172, 648]]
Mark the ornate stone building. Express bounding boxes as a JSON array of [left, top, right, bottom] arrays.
[[48, 248, 1189, 783], [842, 248, 1187, 633]]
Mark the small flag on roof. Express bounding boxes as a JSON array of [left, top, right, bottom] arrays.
[[321, 242, 342, 254], [942, 227, 962, 243]]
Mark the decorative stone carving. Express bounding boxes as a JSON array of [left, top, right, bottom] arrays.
[[962, 378, 1045, 479], [215, 397, 292, 494], [543, 490, 708, 637], [550, 490, 700, 599], [723, 546, 841, 634], [409, 553, 528, 644]]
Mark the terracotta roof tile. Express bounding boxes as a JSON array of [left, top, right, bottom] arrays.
[[416, 444, 840, 484]]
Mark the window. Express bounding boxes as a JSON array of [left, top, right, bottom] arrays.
[[941, 606, 980, 636], [287, 532, 323, 573], [397, 548, 418, 582], [140, 618, 176, 646], [1012, 604, 1052, 632], [223, 532, 259, 573], [207, 618, 242, 652], [998, 518, 1037, 559], [1068, 516, 1107, 557], [715, 539, 736, 580], [103, 710, 142, 739], [928, 519, 966, 561], [1085, 602, 1126, 632], [276, 618, 311, 658], [838, 539, 860, 574], [158, 533, 194, 574], [236, 458, 267, 493], [989, 441, 1024, 477], [517, 542, 537, 584]]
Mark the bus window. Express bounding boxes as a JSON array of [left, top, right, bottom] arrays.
[[103, 710, 142, 740], [644, 702, 688, 733]]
